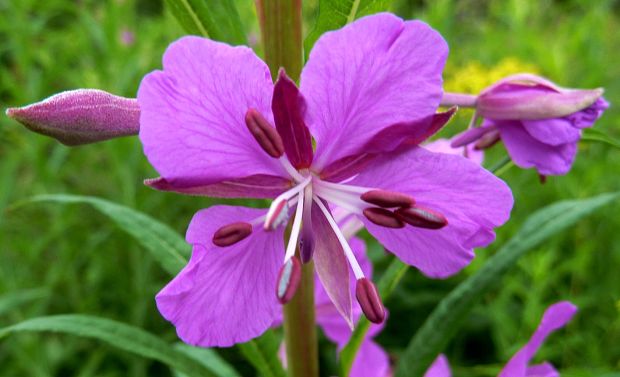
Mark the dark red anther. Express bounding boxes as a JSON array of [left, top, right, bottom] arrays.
[[539, 174, 547, 184], [474, 129, 501, 150], [245, 108, 285, 158], [363, 207, 405, 229], [212, 222, 253, 247], [276, 256, 302, 304], [361, 189, 415, 208], [395, 206, 448, 230], [355, 278, 385, 324]]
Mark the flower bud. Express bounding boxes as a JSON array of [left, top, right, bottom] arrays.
[[476, 74, 604, 121], [6, 89, 140, 145]]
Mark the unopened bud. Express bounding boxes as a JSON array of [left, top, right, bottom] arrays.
[[276, 256, 302, 304], [212, 222, 252, 247], [6, 89, 139, 145], [356, 278, 385, 324], [395, 206, 448, 229], [361, 190, 414, 208], [363, 208, 405, 229]]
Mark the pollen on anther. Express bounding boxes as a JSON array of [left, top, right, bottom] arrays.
[[212, 222, 253, 247], [276, 256, 302, 304], [395, 206, 448, 229], [361, 189, 414, 208], [363, 207, 405, 229], [245, 108, 285, 158]]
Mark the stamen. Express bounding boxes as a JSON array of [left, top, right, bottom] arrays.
[[451, 126, 489, 148], [355, 278, 385, 324], [395, 206, 448, 229], [474, 129, 501, 150], [313, 197, 365, 279], [264, 176, 311, 230], [314, 179, 371, 194], [245, 108, 285, 158], [283, 188, 305, 263], [212, 222, 252, 247], [313, 187, 363, 214], [361, 189, 414, 208], [276, 256, 302, 304], [363, 208, 405, 229], [299, 184, 315, 263]]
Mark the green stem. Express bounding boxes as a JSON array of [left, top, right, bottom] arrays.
[[283, 261, 318, 377], [256, 0, 303, 81], [255, 2, 316, 376]]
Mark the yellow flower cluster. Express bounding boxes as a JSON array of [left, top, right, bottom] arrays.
[[444, 57, 539, 94]]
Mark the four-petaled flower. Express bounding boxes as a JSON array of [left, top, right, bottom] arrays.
[[139, 13, 513, 347]]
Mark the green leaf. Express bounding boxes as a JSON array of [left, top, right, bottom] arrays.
[[174, 343, 241, 377], [394, 192, 620, 377], [0, 288, 48, 316], [0, 315, 218, 377], [582, 128, 620, 150], [339, 258, 408, 376], [304, 0, 391, 57], [164, 0, 246, 45], [237, 330, 287, 377], [21, 194, 189, 276]]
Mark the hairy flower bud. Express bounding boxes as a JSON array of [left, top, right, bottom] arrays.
[[6, 89, 140, 145]]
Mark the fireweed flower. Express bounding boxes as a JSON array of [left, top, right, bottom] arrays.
[[141, 13, 513, 346], [277, 218, 390, 377], [424, 301, 578, 377], [448, 74, 608, 176]]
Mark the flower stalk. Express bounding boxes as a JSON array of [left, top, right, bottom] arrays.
[[256, 0, 318, 375]]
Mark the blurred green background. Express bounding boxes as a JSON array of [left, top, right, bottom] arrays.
[[0, 0, 618, 376]]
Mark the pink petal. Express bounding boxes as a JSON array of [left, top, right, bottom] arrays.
[[312, 201, 353, 328], [349, 340, 391, 377], [424, 138, 484, 165], [300, 13, 447, 170], [6, 89, 139, 145], [348, 147, 513, 278], [499, 301, 577, 377], [495, 120, 578, 175], [526, 362, 559, 377], [521, 118, 581, 146], [272, 70, 314, 169], [156, 205, 283, 347], [144, 174, 291, 199], [423, 354, 452, 377], [138, 36, 286, 187]]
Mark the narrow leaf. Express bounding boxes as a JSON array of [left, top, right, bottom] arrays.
[[581, 128, 620, 150], [174, 343, 241, 377], [20, 194, 189, 275], [165, 0, 246, 45], [339, 258, 408, 376], [394, 192, 620, 377], [304, 0, 391, 57], [0, 315, 218, 377], [237, 330, 287, 377], [0, 288, 48, 316]]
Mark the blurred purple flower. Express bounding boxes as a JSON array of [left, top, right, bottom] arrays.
[[6, 89, 139, 145], [424, 137, 484, 165], [424, 301, 578, 377], [141, 13, 513, 347], [120, 27, 135, 46], [449, 74, 608, 176]]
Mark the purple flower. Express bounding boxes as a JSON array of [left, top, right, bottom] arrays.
[[451, 74, 608, 176], [6, 89, 139, 145], [424, 301, 578, 377], [277, 220, 390, 376], [142, 13, 513, 347]]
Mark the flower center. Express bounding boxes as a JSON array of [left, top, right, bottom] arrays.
[[211, 108, 450, 324]]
